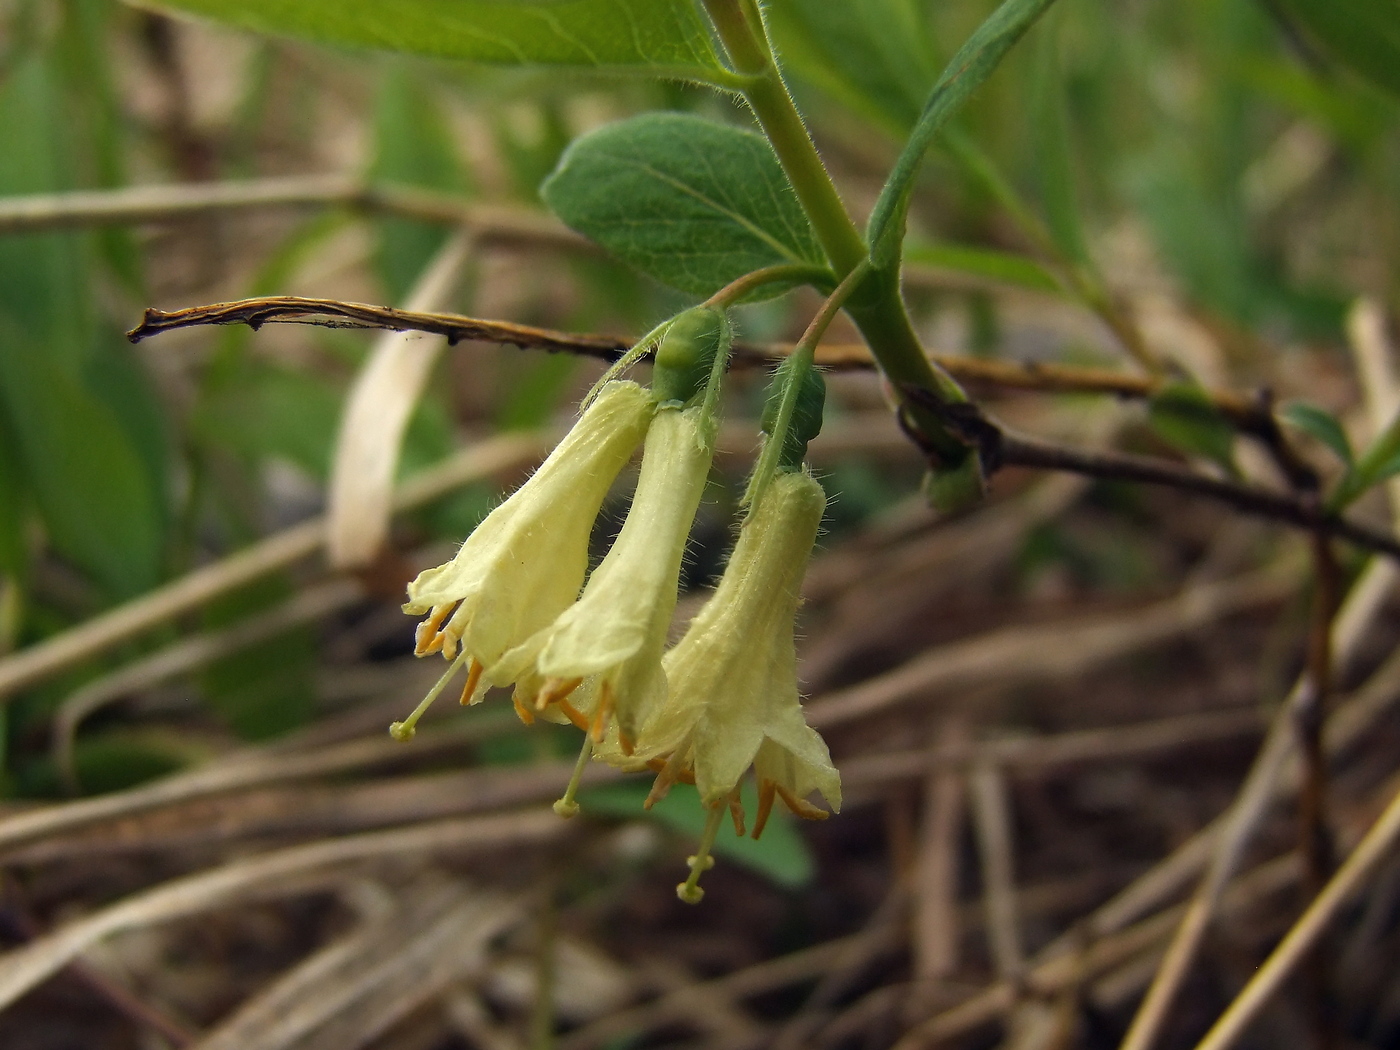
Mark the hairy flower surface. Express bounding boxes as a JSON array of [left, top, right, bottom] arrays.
[[492, 404, 713, 741], [633, 469, 841, 838], [402, 380, 654, 696]]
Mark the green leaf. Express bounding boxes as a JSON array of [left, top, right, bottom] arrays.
[[1274, 0, 1400, 98], [141, 0, 730, 83], [580, 779, 815, 889], [542, 113, 828, 300], [866, 0, 1061, 268], [1281, 401, 1353, 466], [765, 0, 936, 135], [0, 322, 164, 598], [1029, 17, 1088, 266], [903, 239, 1061, 294], [200, 578, 316, 740], [370, 61, 470, 301], [1331, 403, 1400, 512], [1147, 382, 1239, 478]]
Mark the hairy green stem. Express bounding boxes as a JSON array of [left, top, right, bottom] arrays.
[[701, 0, 970, 466], [746, 263, 871, 511], [703, 263, 834, 308]]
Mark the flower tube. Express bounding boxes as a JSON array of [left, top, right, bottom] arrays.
[[491, 402, 714, 744], [629, 469, 840, 899], [392, 380, 654, 736]]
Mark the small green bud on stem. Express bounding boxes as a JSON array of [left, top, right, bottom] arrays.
[[651, 306, 727, 406], [761, 361, 826, 472]]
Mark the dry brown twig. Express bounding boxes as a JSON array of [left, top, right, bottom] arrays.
[[125, 295, 1400, 561]]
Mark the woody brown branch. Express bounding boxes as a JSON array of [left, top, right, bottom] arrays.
[[128, 296, 1399, 561]]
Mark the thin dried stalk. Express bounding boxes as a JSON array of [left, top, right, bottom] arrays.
[[840, 708, 1264, 788], [0, 810, 562, 1012], [193, 879, 522, 1050], [0, 176, 586, 251], [51, 578, 363, 793], [0, 700, 517, 858], [0, 430, 547, 702], [1117, 306, 1400, 1050], [971, 760, 1025, 982], [810, 570, 1292, 728], [892, 855, 1302, 1049], [1193, 776, 1400, 1050], [557, 934, 880, 1050], [912, 721, 969, 984]]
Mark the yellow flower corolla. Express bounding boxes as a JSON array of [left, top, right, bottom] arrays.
[[632, 469, 841, 845], [401, 381, 655, 709], [491, 404, 713, 743]]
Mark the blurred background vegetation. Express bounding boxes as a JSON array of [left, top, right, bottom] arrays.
[[0, 0, 1399, 1047]]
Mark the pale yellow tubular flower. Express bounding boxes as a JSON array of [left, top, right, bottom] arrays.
[[632, 469, 841, 849], [402, 380, 654, 702], [491, 404, 714, 745]]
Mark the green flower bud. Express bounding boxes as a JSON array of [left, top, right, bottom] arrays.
[[761, 360, 826, 471], [922, 452, 985, 516], [651, 306, 727, 406]]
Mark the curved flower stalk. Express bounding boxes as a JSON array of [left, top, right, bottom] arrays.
[[492, 403, 715, 744], [629, 468, 841, 900], [391, 380, 655, 737]]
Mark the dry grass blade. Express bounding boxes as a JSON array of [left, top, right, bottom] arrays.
[[1117, 309, 1400, 1050], [327, 232, 471, 567], [971, 761, 1024, 982], [841, 708, 1264, 787], [193, 879, 523, 1050], [1192, 777, 1400, 1050], [557, 933, 893, 1050], [51, 578, 364, 793], [0, 701, 513, 857], [0, 809, 562, 1012], [0, 431, 547, 702], [9, 761, 622, 864], [892, 856, 1302, 1049], [810, 571, 1291, 728], [0, 176, 587, 250], [912, 720, 968, 985]]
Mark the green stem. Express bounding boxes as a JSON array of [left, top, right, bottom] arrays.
[[701, 0, 970, 465], [703, 263, 834, 309], [746, 262, 870, 510]]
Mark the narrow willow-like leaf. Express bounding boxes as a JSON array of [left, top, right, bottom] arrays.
[[1331, 403, 1400, 511], [866, 0, 1060, 268], [765, 0, 936, 135], [904, 240, 1061, 294], [542, 113, 827, 299], [1274, 0, 1400, 98], [1030, 18, 1088, 267], [138, 0, 731, 83], [1147, 383, 1239, 480], [1281, 401, 1353, 466]]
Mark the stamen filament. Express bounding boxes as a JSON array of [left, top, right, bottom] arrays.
[[389, 652, 469, 741], [535, 676, 583, 711], [458, 658, 484, 705], [677, 802, 726, 904], [553, 737, 594, 818]]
